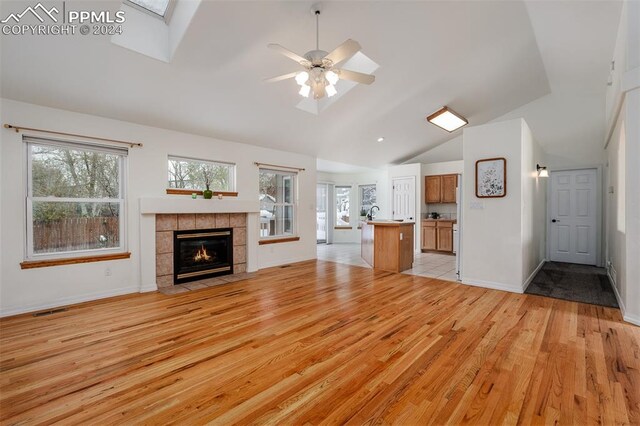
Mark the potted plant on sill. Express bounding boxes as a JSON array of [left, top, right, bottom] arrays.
[[203, 171, 213, 199], [359, 208, 367, 220]]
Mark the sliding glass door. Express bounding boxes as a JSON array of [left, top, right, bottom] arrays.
[[316, 184, 328, 243]]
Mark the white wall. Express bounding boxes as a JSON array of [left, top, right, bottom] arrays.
[[461, 118, 546, 293], [521, 122, 547, 285], [421, 160, 464, 176], [388, 163, 422, 253], [0, 98, 317, 316], [317, 170, 388, 244], [606, 107, 627, 309], [604, 0, 640, 325]]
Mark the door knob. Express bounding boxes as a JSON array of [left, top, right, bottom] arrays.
[[552, 219, 558, 223]]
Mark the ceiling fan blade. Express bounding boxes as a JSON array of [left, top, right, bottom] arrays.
[[324, 39, 361, 65], [264, 72, 298, 83], [267, 43, 310, 66], [336, 69, 375, 85]]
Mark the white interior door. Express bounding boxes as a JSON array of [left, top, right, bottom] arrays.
[[392, 177, 415, 220], [549, 169, 598, 265]]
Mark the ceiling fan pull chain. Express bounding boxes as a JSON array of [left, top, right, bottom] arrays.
[[316, 10, 320, 50]]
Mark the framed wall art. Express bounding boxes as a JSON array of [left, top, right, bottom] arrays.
[[475, 157, 506, 198]]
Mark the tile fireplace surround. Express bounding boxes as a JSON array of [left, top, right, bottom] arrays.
[[156, 213, 247, 288]]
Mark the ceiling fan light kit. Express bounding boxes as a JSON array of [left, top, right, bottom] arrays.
[[266, 5, 375, 101]]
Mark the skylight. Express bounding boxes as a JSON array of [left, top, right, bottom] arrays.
[[125, 0, 171, 18]]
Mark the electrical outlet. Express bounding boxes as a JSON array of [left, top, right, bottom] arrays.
[[105, 267, 112, 277]]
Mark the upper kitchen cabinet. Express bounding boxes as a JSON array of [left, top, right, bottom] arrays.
[[425, 176, 442, 203], [425, 174, 457, 204]]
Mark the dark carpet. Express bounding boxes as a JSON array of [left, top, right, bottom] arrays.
[[525, 262, 619, 308]]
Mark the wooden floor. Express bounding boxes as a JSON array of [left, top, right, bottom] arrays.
[[1, 260, 638, 425]]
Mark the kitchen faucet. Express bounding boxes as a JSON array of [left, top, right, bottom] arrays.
[[367, 205, 380, 220]]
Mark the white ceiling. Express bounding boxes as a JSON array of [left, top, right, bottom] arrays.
[[0, 1, 622, 169], [408, 0, 623, 165]]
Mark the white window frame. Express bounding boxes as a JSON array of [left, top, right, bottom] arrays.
[[123, 0, 176, 23], [359, 183, 377, 213], [167, 155, 236, 192], [259, 168, 298, 240], [335, 185, 352, 225], [24, 137, 128, 260]]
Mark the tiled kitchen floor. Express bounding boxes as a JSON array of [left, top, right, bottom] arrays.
[[317, 243, 458, 282]]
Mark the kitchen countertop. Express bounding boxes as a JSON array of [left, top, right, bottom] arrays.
[[365, 220, 415, 226], [422, 218, 457, 222]]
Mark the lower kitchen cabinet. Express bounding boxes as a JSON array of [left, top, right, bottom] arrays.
[[421, 220, 454, 253], [422, 225, 437, 250]]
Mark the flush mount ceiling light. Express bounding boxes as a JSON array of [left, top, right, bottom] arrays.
[[377, 137, 385, 142], [537, 164, 549, 177], [264, 5, 375, 100], [426, 106, 468, 132]]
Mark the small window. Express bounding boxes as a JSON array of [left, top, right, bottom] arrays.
[[25, 137, 127, 259], [359, 184, 377, 215], [336, 186, 351, 226], [124, 0, 174, 20], [259, 169, 297, 239], [168, 156, 235, 192]]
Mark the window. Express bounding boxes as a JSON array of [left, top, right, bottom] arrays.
[[124, 0, 174, 20], [25, 137, 127, 259], [259, 169, 296, 238], [359, 184, 377, 216], [335, 186, 351, 226], [168, 156, 235, 192]]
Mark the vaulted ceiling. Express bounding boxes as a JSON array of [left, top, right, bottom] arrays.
[[0, 1, 622, 168]]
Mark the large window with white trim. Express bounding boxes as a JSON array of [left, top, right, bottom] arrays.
[[259, 168, 297, 238], [25, 137, 127, 259], [359, 184, 377, 215], [335, 186, 351, 226], [168, 156, 235, 192]]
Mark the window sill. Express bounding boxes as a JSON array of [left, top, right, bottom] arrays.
[[334, 226, 353, 230], [20, 252, 131, 270], [166, 189, 239, 197], [258, 237, 300, 245]]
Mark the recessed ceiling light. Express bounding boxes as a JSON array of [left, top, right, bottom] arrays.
[[377, 137, 385, 142], [427, 106, 468, 132]]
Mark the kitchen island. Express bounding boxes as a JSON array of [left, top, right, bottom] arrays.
[[361, 220, 415, 273]]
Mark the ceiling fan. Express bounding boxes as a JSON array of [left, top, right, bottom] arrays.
[[265, 6, 375, 100]]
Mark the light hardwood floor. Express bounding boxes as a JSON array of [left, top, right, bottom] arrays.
[[1, 260, 638, 425]]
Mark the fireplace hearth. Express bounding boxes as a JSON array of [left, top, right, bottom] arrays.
[[173, 228, 233, 284]]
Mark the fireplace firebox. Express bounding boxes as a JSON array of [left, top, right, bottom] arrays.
[[173, 228, 233, 284]]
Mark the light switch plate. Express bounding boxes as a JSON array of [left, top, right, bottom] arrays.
[[470, 201, 484, 210]]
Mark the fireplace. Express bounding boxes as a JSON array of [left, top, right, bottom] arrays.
[[173, 228, 233, 284]]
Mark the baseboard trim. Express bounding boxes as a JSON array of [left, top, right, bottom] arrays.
[[461, 278, 524, 294], [623, 313, 640, 327], [522, 259, 546, 292], [0, 285, 140, 318], [139, 283, 158, 293], [258, 255, 317, 270], [606, 271, 639, 326]]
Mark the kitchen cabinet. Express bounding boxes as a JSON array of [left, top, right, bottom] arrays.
[[424, 174, 457, 204], [422, 220, 455, 253], [361, 221, 415, 273], [425, 176, 442, 203], [422, 222, 437, 250], [441, 175, 457, 203], [436, 222, 453, 251]]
